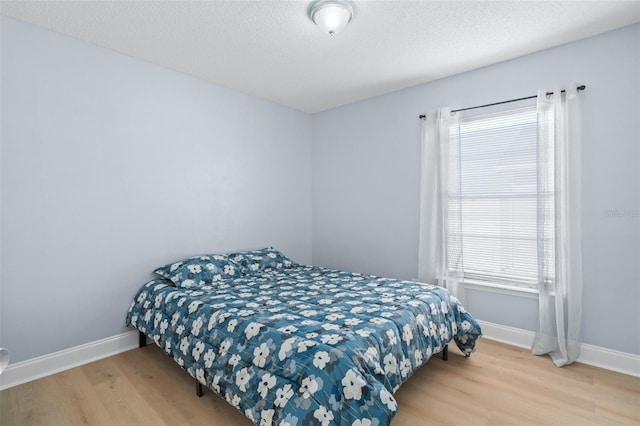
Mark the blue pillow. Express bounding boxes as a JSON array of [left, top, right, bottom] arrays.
[[153, 254, 242, 288], [227, 247, 294, 275]]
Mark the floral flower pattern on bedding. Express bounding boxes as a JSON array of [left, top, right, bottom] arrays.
[[228, 247, 294, 275], [127, 264, 482, 426], [154, 254, 242, 288]]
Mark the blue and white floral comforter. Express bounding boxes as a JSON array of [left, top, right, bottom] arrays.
[[126, 264, 482, 425]]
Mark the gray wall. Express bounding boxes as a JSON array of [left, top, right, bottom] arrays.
[[312, 24, 640, 355], [1, 17, 312, 363], [2, 16, 638, 364]]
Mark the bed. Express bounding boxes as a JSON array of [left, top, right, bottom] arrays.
[[126, 248, 482, 425]]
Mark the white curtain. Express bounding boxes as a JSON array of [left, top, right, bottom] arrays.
[[531, 86, 583, 367], [418, 108, 465, 303]]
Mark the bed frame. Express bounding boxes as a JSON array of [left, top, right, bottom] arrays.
[[138, 330, 448, 398]]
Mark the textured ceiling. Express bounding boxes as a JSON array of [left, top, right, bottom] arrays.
[[1, 0, 639, 113]]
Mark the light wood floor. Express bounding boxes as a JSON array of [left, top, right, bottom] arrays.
[[1, 339, 639, 425]]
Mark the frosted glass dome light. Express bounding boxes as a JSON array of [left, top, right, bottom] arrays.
[[309, 0, 354, 36]]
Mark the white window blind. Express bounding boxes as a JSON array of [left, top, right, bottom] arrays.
[[449, 105, 552, 289]]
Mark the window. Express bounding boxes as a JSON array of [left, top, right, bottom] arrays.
[[420, 87, 582, 361], [448, 105, 551, 290]]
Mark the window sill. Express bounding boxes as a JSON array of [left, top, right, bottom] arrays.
[[463, 279, 539, 300]]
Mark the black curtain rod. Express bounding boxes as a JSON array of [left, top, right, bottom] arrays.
[[418, 85, 586, 119]]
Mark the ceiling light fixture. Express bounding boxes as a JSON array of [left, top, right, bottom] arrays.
[[309, 0, 353, 36]]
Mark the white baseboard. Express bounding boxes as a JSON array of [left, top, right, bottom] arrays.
[[1, 323, 638, 391], [477, 320, 640, 378], [477, 320, 536, 349], [0, 330, 140, 390]]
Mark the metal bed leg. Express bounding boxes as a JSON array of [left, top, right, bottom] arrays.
[[139, 331, 147, 348], [442, 344, 449, 361], [196, 381, 204, 397]]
